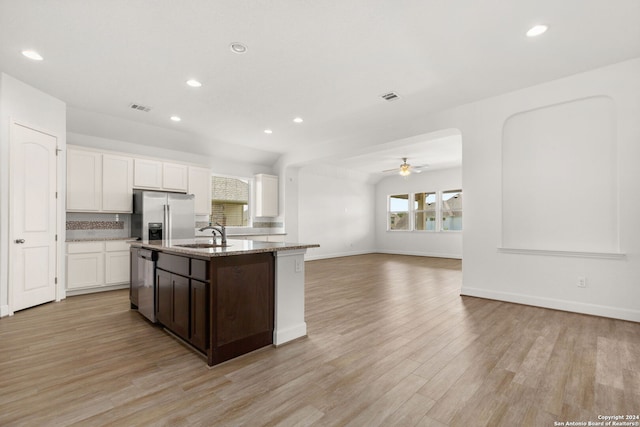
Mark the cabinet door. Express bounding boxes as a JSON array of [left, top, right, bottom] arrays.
[[156, 269, 172, 326], [134, 159, 162, 189], [188, 166, 212, 215], [191, 279, 208, 352], [67, 149, 102, 211], [255, 174, 278, 217], [105, 251, 130, 284], [172, 274, 190, 340], [163, 163, 188, 192], [66, 253, 105, 289], [102, 154, 133, 212]]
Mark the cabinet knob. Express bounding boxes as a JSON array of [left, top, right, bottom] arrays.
[[15, 239, 25, 244]]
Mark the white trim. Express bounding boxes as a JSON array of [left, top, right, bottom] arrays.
[[305, 250, 462, 261], [497, 247, 626, 260], [65, 283, 129, 297], [377, 249, 462, 259], [0, 304, 9, 317], [304, 250, 373, 261], [273, 323, 307, 346], [460, 286, 640, 323]]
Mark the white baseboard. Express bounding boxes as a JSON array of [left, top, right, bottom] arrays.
[[376, 249, 462, 260], [461, 286, 640, 323], [0, 304, 10, 317], [274, 322, 307, 346], [305, 250, 373, 261], [66, 283, 129, 297], [305, 250, 462, 261]]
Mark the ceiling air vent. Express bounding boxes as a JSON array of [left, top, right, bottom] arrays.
[[129, 103, 152, 112], [381, 92, 400, 102]]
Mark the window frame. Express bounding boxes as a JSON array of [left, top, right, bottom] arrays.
[[387, 194, 411, 231], [440, 189, 463, 232], [386, 189, 462, 233], [413, 191, 438, 232], [210, 174, 253, 228]]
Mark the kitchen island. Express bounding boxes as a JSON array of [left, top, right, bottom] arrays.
[[130, 238, 319, 366]]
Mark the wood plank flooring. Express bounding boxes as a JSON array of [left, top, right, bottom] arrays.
[[1, 254, 639, 426]]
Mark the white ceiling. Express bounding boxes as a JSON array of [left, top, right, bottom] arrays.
[[327, 133, 462, 178], [1, 0, 639, 169]]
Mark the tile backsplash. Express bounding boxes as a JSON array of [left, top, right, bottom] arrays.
[[66, 213, 284, 241], [66, 213, 131, 240], [66, 220, 124, 230]]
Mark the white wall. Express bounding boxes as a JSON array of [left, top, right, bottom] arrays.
[[458, 59, 640, 322], [501, 96, 618, 253], [297, 164, 375, 260], [375, 167, 462, 259], [282, 57, 640, 322], [0, 73, 66, 316]]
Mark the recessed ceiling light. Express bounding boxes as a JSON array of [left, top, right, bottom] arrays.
[[293, 117, 303, 123], [22, 50, 43, 61], [186, 79, 202, 88], [526, 24, 548, 37], [170, 116, 181, 122], [230, 43, 248, 54], [264, 129, 273, 134]]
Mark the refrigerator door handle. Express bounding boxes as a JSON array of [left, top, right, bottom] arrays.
[[163, 204, 168, 242], [166, 204, 171, 241]]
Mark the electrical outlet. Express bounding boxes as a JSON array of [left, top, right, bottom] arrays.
[[577, 276, 587, 288], [295, 259, 302, 273]]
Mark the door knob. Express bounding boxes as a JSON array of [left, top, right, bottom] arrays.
[[15, 239, 25, 244]]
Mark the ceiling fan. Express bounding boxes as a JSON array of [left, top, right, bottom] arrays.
[[382, 157, 427, 176]]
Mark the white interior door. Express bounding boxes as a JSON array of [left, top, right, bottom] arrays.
[[10, 123, 58, 312]]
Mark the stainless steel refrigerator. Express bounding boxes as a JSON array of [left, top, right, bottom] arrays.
[[131, 190, 196, 241]]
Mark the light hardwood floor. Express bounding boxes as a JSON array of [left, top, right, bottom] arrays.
[[1, 254, 639, 426]]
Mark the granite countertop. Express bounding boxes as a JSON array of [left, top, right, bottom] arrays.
[[130, 238, 319, 258], [66, 237, 137, 242], [227, 232, 287, 237]]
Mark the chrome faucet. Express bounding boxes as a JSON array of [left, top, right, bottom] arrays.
[[199, 222, 227, 245]]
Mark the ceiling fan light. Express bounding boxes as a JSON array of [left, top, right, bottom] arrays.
[[399, 164, 411, 176]]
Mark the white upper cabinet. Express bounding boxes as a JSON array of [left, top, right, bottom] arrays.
[[162, 162, 188, 192], [255, 174, 278, 217], [67, 147, 133, 213], [67, 148, 102, 211], [102, 154, 133, 212], [66, 146, 208, 213], [188, 166, 212, 215], [133, 158, 162, 189], [134, 159, 188, 192]]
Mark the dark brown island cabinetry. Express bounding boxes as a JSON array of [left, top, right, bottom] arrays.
[[156, 253, 208, 352], [210, 252, 274, 366], [153, 250, 274, 365]]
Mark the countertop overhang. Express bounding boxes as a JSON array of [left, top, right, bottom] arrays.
[[130, 238, 319, 258]]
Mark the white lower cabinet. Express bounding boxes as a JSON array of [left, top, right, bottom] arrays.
[[105, 241, 131, 284], [66, 240, 132, 294], [67, 253, 104, 289]]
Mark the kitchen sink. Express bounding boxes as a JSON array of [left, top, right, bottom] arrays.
[[175, 243, 230, 249]]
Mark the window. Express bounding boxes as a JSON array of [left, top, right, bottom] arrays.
[[414, 192, 437, 231], [387, 190, 462, 232], [210, 176, 249, 227], [388, 194, 410, 230], [441, 190, 462, 231]]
